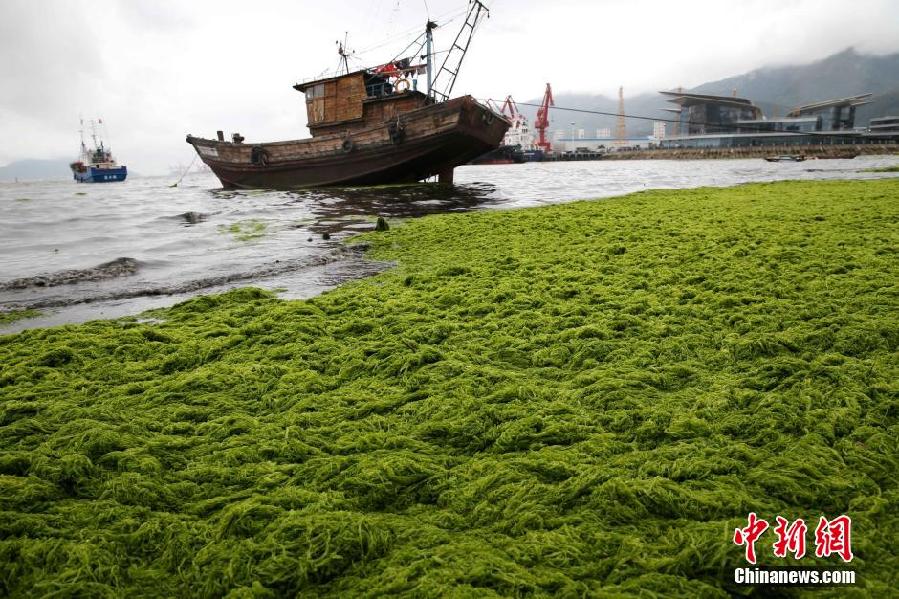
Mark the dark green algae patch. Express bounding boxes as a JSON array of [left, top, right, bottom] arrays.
[[0, 309, 40, 326], [862, 164, 899, 173], [1, 179, 898, 597]]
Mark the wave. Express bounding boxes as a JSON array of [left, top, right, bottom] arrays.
[[0, 257, 140, 291], [1, 244, 384, 309]]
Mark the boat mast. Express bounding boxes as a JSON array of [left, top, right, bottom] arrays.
[[90, 119, 100, 152], [425, 20, 436, 98], [79, 117, 87, 157]]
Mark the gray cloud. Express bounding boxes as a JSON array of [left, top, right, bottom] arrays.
[[0, 2, 105, 116]]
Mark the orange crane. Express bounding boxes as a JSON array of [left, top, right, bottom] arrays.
[[534, 83, 554, 152], [498, 95, 521, 120]]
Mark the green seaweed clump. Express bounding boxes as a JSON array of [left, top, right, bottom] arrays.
[[862, 164, 899, 173], [219, 219, 268, 241], [0, 180, 897, 597], [0, 308, 40, 325]]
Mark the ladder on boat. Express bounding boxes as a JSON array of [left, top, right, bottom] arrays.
[[430, 1, 489, 102]]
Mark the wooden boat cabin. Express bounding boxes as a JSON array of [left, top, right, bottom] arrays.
[[294, 63, 432, 138]]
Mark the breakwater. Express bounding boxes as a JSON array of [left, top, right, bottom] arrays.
[[601, 143, 899, 161]]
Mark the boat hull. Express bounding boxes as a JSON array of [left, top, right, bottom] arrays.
[[71, 165, 128, 183], [186, 96, 509, 189], [469, 144, 525, 165]]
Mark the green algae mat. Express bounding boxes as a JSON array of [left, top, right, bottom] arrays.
[[0, 310, 39, 326], [1, 180, 897, 597]]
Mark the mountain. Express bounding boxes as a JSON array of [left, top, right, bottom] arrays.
[[0, 159, 72, 182], [519, 48, 899, 139], [692, 48, 899, 123]]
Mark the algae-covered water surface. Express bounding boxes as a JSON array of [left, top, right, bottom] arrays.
[[1, 180, 897, 597], [3, 157, 898, 332]]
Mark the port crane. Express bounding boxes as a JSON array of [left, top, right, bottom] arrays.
[[490, 95, 532, 149], [534, 83, 554, 152], [497, 95, 521, 121]]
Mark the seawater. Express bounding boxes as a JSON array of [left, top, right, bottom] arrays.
[[1, 156, 897, 332]]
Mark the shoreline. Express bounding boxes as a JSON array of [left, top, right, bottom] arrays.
[[3, 160, 899, 335], [561, 144, 899, 162], [1, 179, 897, 596]]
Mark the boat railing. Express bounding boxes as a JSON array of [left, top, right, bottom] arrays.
[[365, 82, 394, 98]]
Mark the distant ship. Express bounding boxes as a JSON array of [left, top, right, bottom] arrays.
[[470, 96, 543, 164], [69, 119, 127, 183]]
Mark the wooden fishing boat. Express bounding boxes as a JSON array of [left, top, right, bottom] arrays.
[[186, 2, 508, 190], [186, 92, 507, 189]]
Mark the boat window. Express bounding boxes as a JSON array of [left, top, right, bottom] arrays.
[[305, 84, 325, 101]]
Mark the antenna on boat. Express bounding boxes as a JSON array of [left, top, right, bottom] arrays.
[[428, 0, 489, 102], [336, 33, 353, 75]]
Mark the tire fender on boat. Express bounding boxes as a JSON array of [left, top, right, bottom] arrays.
[[341, 138, 355, 153], [482, 111, 495, 125], [387, 119, 406, 144], [251, 146, 270, 166]]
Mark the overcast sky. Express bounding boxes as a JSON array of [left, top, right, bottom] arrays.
[[2, 0, 898, 174]]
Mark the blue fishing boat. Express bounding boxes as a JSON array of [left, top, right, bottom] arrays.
[[70, 119, 127, 183]]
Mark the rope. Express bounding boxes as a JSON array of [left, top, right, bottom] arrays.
[[170, 154, 199, 188]]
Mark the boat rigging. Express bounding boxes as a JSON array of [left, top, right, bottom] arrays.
[[185, 1, 508, 189]]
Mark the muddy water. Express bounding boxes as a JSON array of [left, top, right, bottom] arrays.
[[1, 156, 897, 332]]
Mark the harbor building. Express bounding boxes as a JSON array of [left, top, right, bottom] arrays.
[[866, 115, 899, 144], [556, 136, 656, 153], [869, 116, 899, 132], [652, 121, 666, 140], [659, 91, 762, 135], [786, 94, 872, 130], [734, 116, 820, 133], [657, 91, 885, 148]]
